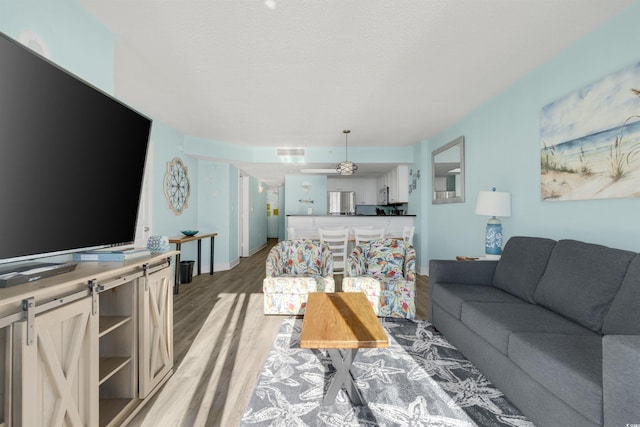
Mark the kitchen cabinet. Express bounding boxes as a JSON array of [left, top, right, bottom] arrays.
[[328, 177, 378, 205], [377, 165, 409, 204], [352, 178, 377, 205], [388, 165, 409, 204], [326, 177, 353, 192]]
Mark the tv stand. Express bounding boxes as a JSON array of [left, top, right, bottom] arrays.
[[0, 261, 77, 288], [0, 252, 177, 426]]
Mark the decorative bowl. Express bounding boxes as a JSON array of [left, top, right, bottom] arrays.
[[181, 230, 199, 236]]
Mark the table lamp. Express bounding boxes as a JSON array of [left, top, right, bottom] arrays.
[[475, 187, 511, 259]]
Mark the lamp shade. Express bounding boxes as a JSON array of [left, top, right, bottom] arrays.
[[336, 129, 358, 175], [475, 191, 511, 217], [336, 160, 357, 175]]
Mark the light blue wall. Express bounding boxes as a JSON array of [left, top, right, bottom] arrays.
[[0, 1, 253, 271], [151, 122, 197, 236], [196, 160, 230, 269], [284, 175, 328, 216], [0, 0, 113, 93], [424, 1, 640, 266], [6, 0, 640, 274], [184, 136, 268, 258], [407, 143, 423, 261]]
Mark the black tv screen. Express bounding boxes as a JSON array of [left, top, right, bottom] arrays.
[[0, 32, 151, 264]]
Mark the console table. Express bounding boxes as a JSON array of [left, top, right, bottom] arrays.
[[169, 232, 217, 294]]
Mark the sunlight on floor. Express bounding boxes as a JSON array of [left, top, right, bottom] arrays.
[[139, 292, 282, 426]]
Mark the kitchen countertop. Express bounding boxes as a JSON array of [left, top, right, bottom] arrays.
[[286, 215, 415, 240], [286, 214, 416, 217]]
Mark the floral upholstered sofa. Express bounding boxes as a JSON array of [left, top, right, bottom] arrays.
[[263, 239, 335, 315], [343, 238, 416, 319]]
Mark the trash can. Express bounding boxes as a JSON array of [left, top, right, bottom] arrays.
[[179, 260, 195, 283]]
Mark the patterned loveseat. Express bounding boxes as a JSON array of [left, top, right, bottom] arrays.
[[263, 239, 335, 315], [343, 238, 416, 319]]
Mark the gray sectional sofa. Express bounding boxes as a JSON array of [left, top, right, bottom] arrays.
[[429, 236, 640, 427]]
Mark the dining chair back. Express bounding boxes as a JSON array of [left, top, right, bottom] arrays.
[[402, 226, 415, 246], [287, 226, 296, 240], [354, 227, 385, 245], [318, 227, 350, 274]]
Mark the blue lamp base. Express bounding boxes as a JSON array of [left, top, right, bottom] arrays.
[[484, 217, 503, 260]]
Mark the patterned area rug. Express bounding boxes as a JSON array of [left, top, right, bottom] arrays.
[[241, 318, 534, 427]]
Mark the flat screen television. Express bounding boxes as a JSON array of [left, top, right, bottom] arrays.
[[0, 32, 151, 266]]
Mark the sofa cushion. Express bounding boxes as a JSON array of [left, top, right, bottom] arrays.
[[279, 240, 323, 276], [342, 277, 415, 319], [263, 276, 334, 294], [602, 253, 640, 335], [534, 239, 635, 332], [342, 276, 415, 295], [603, 335, 640, 426], [365, 239, 406, 279], [508, 333, 602, 425], [431, 282, 526, 320], [461, 302, 597, 355], [493, 236, 556, 302], [361, 287, 416, 319]]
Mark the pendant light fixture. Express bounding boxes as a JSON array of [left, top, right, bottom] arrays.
[[336, 129, 358, 175]]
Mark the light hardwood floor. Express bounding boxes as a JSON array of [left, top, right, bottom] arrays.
[[128, 239, 429, 427]]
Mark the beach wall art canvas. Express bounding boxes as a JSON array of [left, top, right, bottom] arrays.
[[541, 61, 640, 201]]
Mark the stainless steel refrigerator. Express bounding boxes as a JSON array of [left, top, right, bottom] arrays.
[[327, 191, 356, 215]]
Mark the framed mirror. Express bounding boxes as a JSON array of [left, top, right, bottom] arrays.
[[432, 136, 465, 204]]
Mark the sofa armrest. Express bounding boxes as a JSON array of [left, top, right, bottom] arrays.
[[429, 259, 498, 285], [603, 334, 640, 426], [404, 244, 416, 282], [345, 246, 366, 277], [265, 253, 281, 277], [428, 259, 498, 322], [320, 243, 334, 276]]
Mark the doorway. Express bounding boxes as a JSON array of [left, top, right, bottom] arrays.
[[239, 174, 250, 257]]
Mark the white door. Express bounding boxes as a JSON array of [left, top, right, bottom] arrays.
[[238, 173, 243, 258], [134, 143, 153, 248], [241, 175, 250, 257]]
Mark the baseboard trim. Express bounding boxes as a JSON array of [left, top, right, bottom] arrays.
[[418, 264, 429, 276], [248, 242, 267, 257], [192, 261, 233, 275]]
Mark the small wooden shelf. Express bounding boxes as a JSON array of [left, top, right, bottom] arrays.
[[99, 315, 131, 337], [99, 398, 134, 427], [99, 356, 131, 385]]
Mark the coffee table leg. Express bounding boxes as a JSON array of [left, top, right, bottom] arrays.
[[324, 348, 362, 406]]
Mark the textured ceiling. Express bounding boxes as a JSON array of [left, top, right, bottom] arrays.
[[79, 0, 633, 185]]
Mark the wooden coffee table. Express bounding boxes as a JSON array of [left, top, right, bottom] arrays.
[[300, 292, 389, 406]]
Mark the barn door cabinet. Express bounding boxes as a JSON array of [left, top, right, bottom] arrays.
[[138, 266, 173, 399], [0, 252, 176, 427]]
